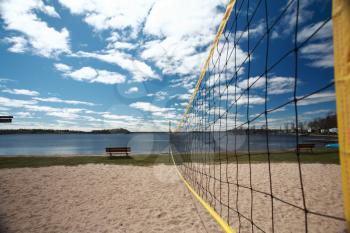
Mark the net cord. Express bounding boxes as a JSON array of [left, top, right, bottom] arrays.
[[171, 0, 349, 231], [170, 147, 237, 233], [176, 0, 237, 131]]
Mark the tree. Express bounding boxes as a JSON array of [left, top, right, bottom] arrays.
[[308, 113, 337, 131], [298, 122, 305, 133]]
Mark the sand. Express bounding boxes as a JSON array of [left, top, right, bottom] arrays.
[[184, 163, 348, 233], [0, 163, 348, 233], [0, 164, 220, 233]]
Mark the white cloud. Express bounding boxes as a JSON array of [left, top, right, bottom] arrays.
[[125, 87, 139, 94], [58, 0, 236, 86], [236, 95, 265, 105], [142, 37, 209, 77], [236, 76, 294, 95], [178, 93, 191, 101], [302, 109, 333, 116], [170, 75, 197, 89], [0, 96, 37, 108], [144, 0, 226, 38], [102, 113, 139, 121], [2, 88, 39, 96], [58, 0, 157, 34], [130, 101, 178, 119], [141, 0, 246, 79], [73, 50, 159, 82], [22, 104, 88, 120], [300, 41, 333, 68], [282, 0, 319, 34], [102, 117, 171, 131], [270, 107, 287, 113], [147, 91, 168, 100], [237, 76, 264, 89], [237, 22, 266, 40], [0, 0, 70, 57], [45, 110, 81, 119], [0, 97, 177, 131], [130, 101, 173, 113], [298, 92, 335, 106], [3, 36, 28, 53], [0, 78, 14, 83], [298, 20, 333, 68], [170, 86, 195, 104], [33, 97, 95, 106], [67, 67, 97, 81], [93, 70, 126, 84], [0, 106, 10, 111], [57, 0, 232, 82], [100, 112, 173, 131], [54, 63, 72, 72], [142, 36, 246, 85], [267, 77, 295, 95], [55, 64, 126, 84], [42, 5, 60, 18], [107, 41, 137, 50], [298, 20, 332, 42], [0, 96, 174, 131], [16, 112, 34, 118]]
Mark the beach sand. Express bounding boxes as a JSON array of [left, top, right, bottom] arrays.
[[182, 163, 348, 233], [0, 164, 219, 233], [0, 163, 347, 233]]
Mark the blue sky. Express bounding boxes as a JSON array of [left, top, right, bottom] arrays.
[[0, 0, 335, 131]]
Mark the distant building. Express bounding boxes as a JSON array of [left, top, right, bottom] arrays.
[[329, 128, 338, 133]]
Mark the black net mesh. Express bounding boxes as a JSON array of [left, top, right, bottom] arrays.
[[170, 0, 347, 232]]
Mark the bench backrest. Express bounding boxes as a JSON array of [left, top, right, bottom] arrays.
[[297, 143, 315, 148], [106, 147, 131, 152]]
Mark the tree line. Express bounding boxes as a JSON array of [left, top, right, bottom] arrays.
[[0, 128, 130, 134], [307, 113, 337, 131]]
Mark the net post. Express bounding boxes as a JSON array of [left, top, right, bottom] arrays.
[[333, 0, 350, 228]]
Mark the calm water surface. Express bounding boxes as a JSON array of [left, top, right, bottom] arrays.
[[0, 133, 170, 156], [0, 133, 335, 156]]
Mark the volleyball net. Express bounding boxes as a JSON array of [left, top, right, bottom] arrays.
[[170, 0, 350, 232]]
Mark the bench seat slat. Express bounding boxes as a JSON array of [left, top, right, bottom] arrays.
[[297, 144, 315, 148], [106, 149, 130, 151], [106, 147, 131, 153]]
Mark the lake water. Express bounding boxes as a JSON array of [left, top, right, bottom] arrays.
[[0, 133, 336, 156], [0, 133, 170, 156]]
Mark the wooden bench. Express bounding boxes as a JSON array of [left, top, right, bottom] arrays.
[[105, 147, 131, 158], [297, 143, 315, 152]]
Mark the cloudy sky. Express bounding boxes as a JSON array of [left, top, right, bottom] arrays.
[[0, 0, 335, 131]]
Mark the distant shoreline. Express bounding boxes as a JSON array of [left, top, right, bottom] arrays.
[[0, 129, 177, 134], [0, 128, 130, 134], [0, 129, 338, 136]]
